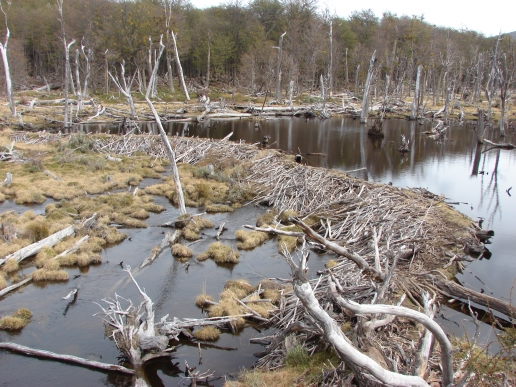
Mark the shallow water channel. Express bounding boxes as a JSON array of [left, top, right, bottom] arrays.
[[1, 117, 515, 386]]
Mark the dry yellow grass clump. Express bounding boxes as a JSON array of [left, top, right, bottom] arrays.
[[278, 209, 298, 222], [35, 246, 57, 268], [205, 203, 234, 213], [180, 216, 214, 241], [193, 326, 221, 341], [0, 271, 7, 290], [2, 258, 19, 274], [197, 242, 240, 264], [195, 294, 214, 308], [32, 268, 69, 282], [235, 229, 270, 250], [0, 308, 33, 331], [256, 211, 277, 227], [171, 243, 193, 260]]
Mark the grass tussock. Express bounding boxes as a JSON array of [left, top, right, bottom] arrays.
[[235, 229, 270, 250], [0, 272, 7, 290], [205, 203, 234, 213], [193, 326, 221, 341], [171, 243, 193, 260], [35, 246, 57, 268], [197, 242, 240, 264], [224, 280, 254, 299], [195, 294, 214, 308], [32, 268, 69, 282], [278, 235, 299, 253], [14, 190, 46, 205], [180, 216, 214, 241], [256, 211, 277, 227], [0, 308, 33, 331], [2, 258, 19, 273], [25, 220, 50, 242], [278, 209, 298, 223], [262, 288, 281, 304]]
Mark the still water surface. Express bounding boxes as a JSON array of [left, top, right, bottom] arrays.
[[1, 118, 514, 386]]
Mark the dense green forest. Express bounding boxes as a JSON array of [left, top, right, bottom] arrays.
[[0, 0, 514, 98]]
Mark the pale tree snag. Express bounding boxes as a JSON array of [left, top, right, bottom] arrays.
[[410, 65, 423, 120], [289, 80, 294, 111], [360, 51, 376, 124], [109, 61, 136, 118], [104, 49, 109, 94], [96, 267, 173, 387], [0, 1, 15, 117], [443, 86, 451, 125], [497, 53, 515, 137], [282, 246, 430, 387], [81, 39, 91, 98], [170, 30, 189, 101], [57, 0, 75, 128], [74, 48, 82, 116], [477, 108, 485, 144], [145, 35, 186, 216], [0, 343, 135, 375], [206, 32, 211, 87], [328, 20, 333, 97], [275, 32, 286, 101], [163, 1, 175, 93]]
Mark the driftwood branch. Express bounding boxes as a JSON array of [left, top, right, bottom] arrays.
[[139, 230, 179, 269], [0, 342, 134, 375], [282, 245, 430, 387]]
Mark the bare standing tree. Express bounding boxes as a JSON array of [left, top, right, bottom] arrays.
[[109, 61, 136, 118], [57, 0, 75, 128], [497, 53, 515, 137], [0, 0, 15, 117], [274, 32, 286, 101], [360, 51, 376, 123], [170, 30, 189, 101]]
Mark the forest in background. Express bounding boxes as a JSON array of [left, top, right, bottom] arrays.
[[0, 0, 515, 101]]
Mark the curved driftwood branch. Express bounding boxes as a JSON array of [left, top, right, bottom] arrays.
[[329, 278, 453, 387], [0, 342, 134, 375], [282, 246, 429, 387]]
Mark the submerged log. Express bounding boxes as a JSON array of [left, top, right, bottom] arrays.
[[430, 275, 516, 319], [139, 231, 179, 269], [0, 342, 134, 375], [483, 139, 515, 152]]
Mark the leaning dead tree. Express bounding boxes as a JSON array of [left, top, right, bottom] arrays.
[[360, 51, 376, 124], [145, 35, 187, 216], [0, 0, 15, 117], [170, 30, 190, 101]]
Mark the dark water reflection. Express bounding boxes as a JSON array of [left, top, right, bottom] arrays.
[[1, 118, 515, 385]]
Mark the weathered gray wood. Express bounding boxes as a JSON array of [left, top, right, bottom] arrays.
[[410, 65, 422, 120], [275, 32, 286, 101], [0, 276, 32, 298], [360, 51, 376, 124], [139, 336, 169, 352], [170, 30, 189, 101], [0, 2, 15, 116], [0, 342, 134, 374], [139, 231, 178, 269]]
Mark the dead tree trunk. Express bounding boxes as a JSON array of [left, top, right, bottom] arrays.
[[81, 41, 91, 98], [497, 53, 515, 137], [57, 0, 75, 128], [104, 49, 109, 94], [288, 80, 294, 111], [109, 61, 136, 118], [360, 51, 376, 124], [410, 65, 422, 120], [328, 21, 333, 97], [275, 32, 286, 101], [0, 2, 15, 117], [74, 49, 82, 115], [477, 108, 485, 144], [170, 31, 189, 101], [146, 36, 186, 216], [443, 87, 451, 125]]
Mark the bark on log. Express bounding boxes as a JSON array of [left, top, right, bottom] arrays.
[[430, 275, 516, 318], [0, 342, 134, 375]]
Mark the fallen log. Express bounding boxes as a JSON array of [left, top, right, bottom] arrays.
[[483, 139, 515, 151], [0, 342, 134, 375], [430, 275, 516, 319], [0, 213, 96, 268], [139, 230, 179, 269]]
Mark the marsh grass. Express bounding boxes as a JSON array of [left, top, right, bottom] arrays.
[[195, 294, 214, 308], [0, 272, 6, 290], [32, 268, 69, 282], [197, 242, 240, 264], [2, 258, 19, 273], [325, 259, 338, 269], [0, 308, 33, 331], [205, 203, 234, 213], [172, 243, 193, 260], [235, 229, 270, 250], [193, 326, 221, 341], [256, 211, 276, 227]]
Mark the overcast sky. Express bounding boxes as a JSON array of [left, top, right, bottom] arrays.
[[189, 0, 515, 37]]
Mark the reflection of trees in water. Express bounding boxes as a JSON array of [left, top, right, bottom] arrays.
[[478, 149, 502, 227]]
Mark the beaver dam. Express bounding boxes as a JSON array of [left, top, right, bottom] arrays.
[[0, 130, 515, 387]]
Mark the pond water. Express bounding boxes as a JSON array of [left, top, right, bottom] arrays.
[[1, 117, 515, 386]]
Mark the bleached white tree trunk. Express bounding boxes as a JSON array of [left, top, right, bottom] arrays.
[[410, 65, 423, 120], [360, 51, 376, 123], [0, 1, 15, 117], [146, 36, 186, 216], [74, 48, 82, 115], [170, 30, 189, 101], [328, 21, 333, 97], [275, 32, 286, 101], [57, 0, 75, 128], [81, 40, 91, 98]]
